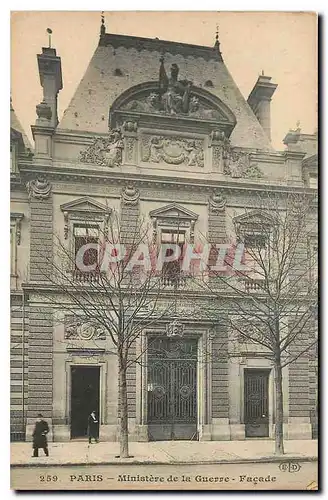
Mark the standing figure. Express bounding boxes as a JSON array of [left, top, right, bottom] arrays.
[[32, 413, 49, 457], [87, 411, 99, 444], [103, 129, 124, 167], [159, 61, 192, 115]]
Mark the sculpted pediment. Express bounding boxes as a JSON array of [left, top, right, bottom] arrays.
[[110, 60, 236, 137], [149, 203, 199, 221], [120, 88, 228, 123]]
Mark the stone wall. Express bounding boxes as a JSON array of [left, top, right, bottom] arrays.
[[10, 294, 29, 436]]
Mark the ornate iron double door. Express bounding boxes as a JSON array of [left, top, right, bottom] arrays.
[[147, 337, 198, 441]]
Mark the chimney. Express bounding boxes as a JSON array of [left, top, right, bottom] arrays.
[[37, 47, 63, 128], [247, 74, 277, 142]]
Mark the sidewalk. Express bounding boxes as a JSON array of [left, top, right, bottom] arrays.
[[11, 440, 318, 467]]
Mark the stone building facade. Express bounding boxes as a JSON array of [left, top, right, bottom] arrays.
[[10, 25, 318, 442]]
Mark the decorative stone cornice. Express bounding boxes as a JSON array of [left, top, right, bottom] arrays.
[[19, 164, 311, 197], [283, 150, 306, 161], [26, 178, 51, 200]]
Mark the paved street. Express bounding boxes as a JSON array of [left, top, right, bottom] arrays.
[[11, 460, 318, 490], [11, 439, 318, 466]]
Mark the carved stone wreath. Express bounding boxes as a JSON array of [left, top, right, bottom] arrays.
[[142, 135, 204, 168]]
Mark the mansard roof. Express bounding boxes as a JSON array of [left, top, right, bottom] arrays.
[[10, 100, 33, 151], [99, 32, 223, 62], [302, 153, 318, 168], [58, 32, 273, 151]]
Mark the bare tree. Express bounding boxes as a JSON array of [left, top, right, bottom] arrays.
[[195, 191, 318, 454], [37, 209, 178, 458]]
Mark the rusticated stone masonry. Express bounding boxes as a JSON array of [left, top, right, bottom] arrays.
[[207, 193, 229, 421], [27, 178, 53, 282], [10, 295, 29, 435], [211, 322, 229, 420], [27, 306, 53, 419], [120, 184, 140, 244], [208, 190, 227, 243], [288, 319, 310, 419], [27, 178, 54, 421], [119, 186, 140, 421]]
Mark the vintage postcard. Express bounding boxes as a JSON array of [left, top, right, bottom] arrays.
[[10, 11, 318, 491]]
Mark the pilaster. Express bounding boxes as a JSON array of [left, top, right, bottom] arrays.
[[27, 179, 53, 282]]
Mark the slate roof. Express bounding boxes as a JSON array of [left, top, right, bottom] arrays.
[[58, 33, 273, 152], [10, 99, 33, 151]]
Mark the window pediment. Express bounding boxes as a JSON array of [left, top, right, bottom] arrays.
[[150, 203, 198, 243], [60, 196, 111, 219], [149, 203, 199, 222], [233, 209, 275, 229], [60, 197, 111, 240]]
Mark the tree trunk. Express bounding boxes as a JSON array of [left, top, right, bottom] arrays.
[[118, 353, 129, 458], [274, 359, 285, 455]]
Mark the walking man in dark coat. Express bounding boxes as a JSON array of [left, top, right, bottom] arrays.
[[87, 411, 99, 444], [32, 413, 49, 457]]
